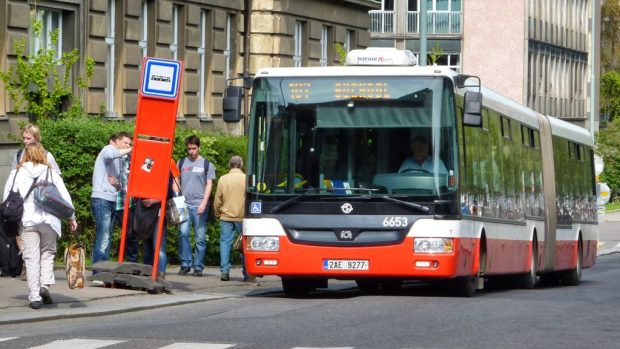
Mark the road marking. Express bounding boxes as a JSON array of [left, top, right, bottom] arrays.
[[292, 347, 355, 349], [159, 344, 235, 349], [28, 339, 126, 349], [0, 338, 18, 342]]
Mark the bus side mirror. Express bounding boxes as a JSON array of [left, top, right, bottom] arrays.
[[463, 91, 482, 127], [223, 86, 243, 123]]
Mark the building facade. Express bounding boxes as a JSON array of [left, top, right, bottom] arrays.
[[0, 0, 376, 179], [369, 0, 601, 132]]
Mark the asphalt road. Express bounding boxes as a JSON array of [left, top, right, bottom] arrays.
[[2, 253, 620, 349]]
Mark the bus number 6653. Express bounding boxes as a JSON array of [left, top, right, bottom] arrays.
[[382, 216, 408, 227]]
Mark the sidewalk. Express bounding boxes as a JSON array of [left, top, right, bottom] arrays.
[[0, 265, 281, 325]]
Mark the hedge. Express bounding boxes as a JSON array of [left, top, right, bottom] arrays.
[[36, 115, 247, 267]]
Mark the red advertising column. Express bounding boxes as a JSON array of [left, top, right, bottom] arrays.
[[118, 57, 183, 281]]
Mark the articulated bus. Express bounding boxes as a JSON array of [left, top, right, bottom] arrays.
[[234, 48, 597, 296]]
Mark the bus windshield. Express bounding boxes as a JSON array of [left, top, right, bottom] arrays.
[[248, 76, 459, 201]]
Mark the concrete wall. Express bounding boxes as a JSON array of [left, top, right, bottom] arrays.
[[461, 0, 527, 105]]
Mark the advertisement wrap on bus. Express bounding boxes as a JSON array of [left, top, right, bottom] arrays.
[[225, 48, 597, 297]]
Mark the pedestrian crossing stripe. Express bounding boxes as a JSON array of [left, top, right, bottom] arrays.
[[0, 339, 364, 349], [28, 339, 126, 349], [0, 338, 18, 342], [159, 343, 235, 349]]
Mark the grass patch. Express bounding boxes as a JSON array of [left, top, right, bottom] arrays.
[[606, 201, 620, 212]]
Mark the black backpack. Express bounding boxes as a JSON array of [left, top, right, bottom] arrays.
[[1, 170, 39, 228]]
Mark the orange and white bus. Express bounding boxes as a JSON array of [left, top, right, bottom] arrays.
[[234, 48, 597, 296]]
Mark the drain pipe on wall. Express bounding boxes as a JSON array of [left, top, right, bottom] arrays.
[[243, 0, 252, 134]]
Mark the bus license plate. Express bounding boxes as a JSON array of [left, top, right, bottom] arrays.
[[323, 259, 369, 270]]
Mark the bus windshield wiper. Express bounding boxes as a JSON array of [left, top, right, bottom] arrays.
[[373, 195, 431, 213], [318, 189, 431, 214], [270, 188, 325, 213]]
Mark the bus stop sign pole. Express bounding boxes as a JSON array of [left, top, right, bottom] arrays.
[[91, 57, 183, 290]]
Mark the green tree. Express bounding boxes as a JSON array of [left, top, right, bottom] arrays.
[[0, 20, 94, 121], [334, 43, 347, 66], [428, 44, 444, 65], [602, 0, 620, 73], [600, 71, 620, 125], [596, 118, 620, 202]]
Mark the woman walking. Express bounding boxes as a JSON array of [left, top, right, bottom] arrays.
[[3, 142, 78, 309]]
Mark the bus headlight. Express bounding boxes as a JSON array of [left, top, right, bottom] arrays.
[[248, 236, 280, 251], [414, 238, 453, 253]]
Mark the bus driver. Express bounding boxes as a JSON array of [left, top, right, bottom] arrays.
[[398, 136, 448, 174]]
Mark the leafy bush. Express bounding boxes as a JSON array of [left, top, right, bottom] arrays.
[[37, 116, 247, 267], [0, 20, 93, 121], [596, 118, 620, 202]]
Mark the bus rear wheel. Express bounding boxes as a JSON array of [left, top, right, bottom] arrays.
[[562, 240, 582, 286], [514, 240, 537, 289]]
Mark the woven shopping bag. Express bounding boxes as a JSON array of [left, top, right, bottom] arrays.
[[64, 243, 85, 289]]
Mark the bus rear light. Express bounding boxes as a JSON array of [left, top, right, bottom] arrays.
[[248, 236, 280, 251], [414, 238, 453, 253]]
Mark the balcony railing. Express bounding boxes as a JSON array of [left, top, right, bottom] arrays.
[[369, 10, 394, 33], [369, 10, 462, 36]]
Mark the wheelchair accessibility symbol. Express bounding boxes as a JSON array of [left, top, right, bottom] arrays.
[[250, 202, 262, 214]]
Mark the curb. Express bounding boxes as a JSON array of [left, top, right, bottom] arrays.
[[597, 248, 620, 257], [0, 292, 232, 325]]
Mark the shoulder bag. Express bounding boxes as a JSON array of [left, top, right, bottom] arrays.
[[33, 168, 75, 220], [133, 199, 160, 239], [166, 177, 189, 225]]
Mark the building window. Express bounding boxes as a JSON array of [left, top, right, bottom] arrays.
[[345, 30, 354, 52], [32, 9, 63, 60], [501, 116, 512, 140], [199, 10, 208, 118], [294, 21, 304, 67], [106, 0, 116, 115], [320, 26, 329, 67], [139, 1, 148, 58], [224, 14, 233, 82], [171, 5, 179, 60], [433, 52, 461, 72], [383, 0, 394, 11]]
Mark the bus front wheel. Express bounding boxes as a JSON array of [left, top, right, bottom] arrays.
[[281, 277, 321, 296]]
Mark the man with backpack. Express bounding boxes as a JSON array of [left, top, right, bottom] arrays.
[[176, 135, 216, 277]]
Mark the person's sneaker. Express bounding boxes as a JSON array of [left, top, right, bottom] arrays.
[[220, 273, 230, 281], [29, 301, 42, 309], [178, 266, 191, 275], [244, 276, 258, 284], [192, 269, 203, 277], [39, 287, 53, 304]]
